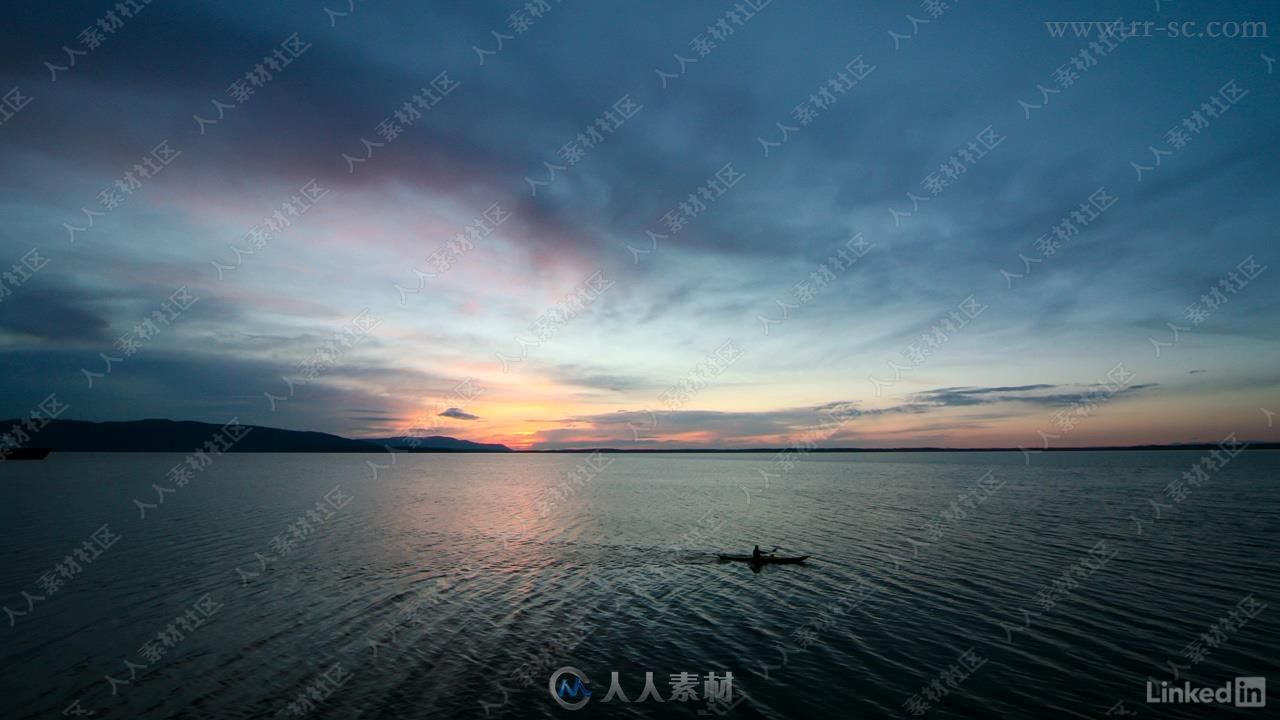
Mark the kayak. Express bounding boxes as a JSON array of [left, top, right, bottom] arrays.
[[718, 554, 809, 564]]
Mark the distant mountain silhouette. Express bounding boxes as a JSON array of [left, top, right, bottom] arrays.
[[366, 435, 512, 452], [7, 419, 1268, 454], [0, 419, 510, 453]]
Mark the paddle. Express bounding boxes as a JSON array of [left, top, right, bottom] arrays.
[[768, 545, 812, 561]]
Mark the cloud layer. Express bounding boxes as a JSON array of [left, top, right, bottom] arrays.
[[1, 1, 1277, 448]]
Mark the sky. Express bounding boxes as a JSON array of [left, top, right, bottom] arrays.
[[0, 0, 1277, 450]]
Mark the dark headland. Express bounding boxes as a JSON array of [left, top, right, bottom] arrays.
[[0, 419, 510, 453]]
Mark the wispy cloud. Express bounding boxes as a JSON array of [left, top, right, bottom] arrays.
[[911, 384, 1159, 408]]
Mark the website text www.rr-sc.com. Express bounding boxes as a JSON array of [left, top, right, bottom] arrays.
[[1045, 20, 1268, 39]]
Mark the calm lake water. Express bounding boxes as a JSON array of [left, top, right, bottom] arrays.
[[2, 451, 1277, 719]]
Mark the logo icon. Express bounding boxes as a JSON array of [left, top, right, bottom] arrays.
[[1236, 677, 1266, 708], [549, 666, 592, 710]]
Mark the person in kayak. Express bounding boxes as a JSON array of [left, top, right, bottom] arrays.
[[753, 545, 763, 561]]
